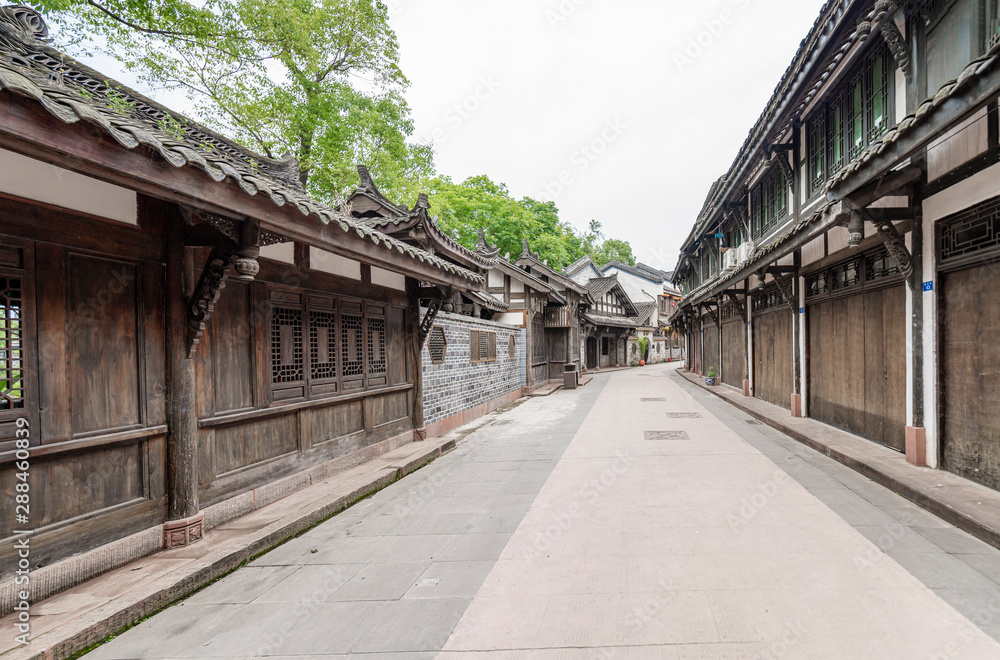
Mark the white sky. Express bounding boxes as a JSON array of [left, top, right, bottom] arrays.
[[388, 0, 827, 271], [78, 0, 828, 272]]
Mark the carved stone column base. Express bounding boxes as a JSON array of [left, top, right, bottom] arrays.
[[414, 427, 428, 442], [905, 426, 928, 467], [163, 513, 205, 549], [790, 394, 803, 418]]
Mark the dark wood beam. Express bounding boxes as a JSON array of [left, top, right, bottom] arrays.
[[0, 95, 479, 290]]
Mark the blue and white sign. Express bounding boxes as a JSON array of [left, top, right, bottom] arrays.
[[923, 281, 934, 292]]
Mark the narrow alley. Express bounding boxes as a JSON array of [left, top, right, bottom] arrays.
[[86, 364, 1000, 659]]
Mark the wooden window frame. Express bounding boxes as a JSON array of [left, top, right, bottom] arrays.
[[269, 289, 393, 402], [470, 329, 498, 364], [750, 165, 789, 241], [807, 39, 895, 196], [0, 262, 27, 425]]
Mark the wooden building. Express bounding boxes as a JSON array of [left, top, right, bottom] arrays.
[[514, 242, 590, 381], [0, 5, 484, 587], [670, 0, 1000, 490], [581, 274, 639, 369]]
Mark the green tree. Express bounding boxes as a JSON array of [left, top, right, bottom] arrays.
[[36, 0, 432, 201]]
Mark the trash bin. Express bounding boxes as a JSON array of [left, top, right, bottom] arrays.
[[563, 363, 579, 390]]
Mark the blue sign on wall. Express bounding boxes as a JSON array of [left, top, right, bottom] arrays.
[[923, 281, 934, 292]]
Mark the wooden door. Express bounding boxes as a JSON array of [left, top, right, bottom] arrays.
[[941, 264, 1000, 489], [586, 337, 597, 370], [703, 323, 720, 377], [807, 286, 905, 451], [753, 309, 793, 409], [722, 320, 746, 389], [690, 329, 701, 374]]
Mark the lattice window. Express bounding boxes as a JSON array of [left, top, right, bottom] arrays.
[[751, 165, 788, 239], [806, 272, 829, 299], [940, 195, 1000, 264], [752, 286, 785, 313], [470, 329, 497, 363], [271, 307, 303, 384], [865, 249, 900, 282], [867, 43, 892, 143], [367, 316, 386, 375], [310, 310, 337, 381], [827, 90, 847, 175], [808, 112, 827, 193], [428, 326, 447, 364], [341, 312, 364, 377], [831, 259, 862, 291], [0, 277, 24, 411]]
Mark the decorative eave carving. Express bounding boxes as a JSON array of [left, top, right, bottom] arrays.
[[724, 290, 748, 324], [861, 209, 914, 279], [187, 247, 236, 358], [872, 0, 911, 80]]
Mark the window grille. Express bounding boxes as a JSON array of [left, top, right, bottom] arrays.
[[831, 259, 862, 291], [341, 312, 364, 377], [805, 272, 829, 299], [428, 326, 447, 364], [808, 112, 827, 193], [367, 316, 386, 376], [865, 248, 900, 282], [940, 195, 1000, 264], [752, 286, 786, 313], [310, 310, 337, 381], [0, 276, 24, 410], [271, 307, 303, 384]]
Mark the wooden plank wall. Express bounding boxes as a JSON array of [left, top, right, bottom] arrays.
[[753, 309, 793, 409], [941, 266, 1000, 489], [722, 320, 746, 389], [0, 197, 168, 575], [807, 286, 905, 451], [702, 323, 720, 376]]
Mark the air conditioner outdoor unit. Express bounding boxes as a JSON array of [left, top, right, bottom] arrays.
[[738, 242, 754, 265], [723, 249, 738, 272]]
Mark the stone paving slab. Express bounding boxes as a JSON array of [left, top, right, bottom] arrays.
[[78, 377, 609, 659], [677, 368, 1000, 552], [0, 435, 460, 660], [442, 364, 1000, 658]]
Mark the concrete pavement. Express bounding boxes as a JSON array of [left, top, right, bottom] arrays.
[[87, 364, 1000, 659]]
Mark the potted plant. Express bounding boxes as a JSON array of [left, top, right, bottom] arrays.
[[705, 367, 717, 386], [637, 337, 648, 366]]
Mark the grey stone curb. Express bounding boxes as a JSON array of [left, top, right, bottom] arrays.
[[675, 369, 1000, 554], [12, 441, 455, 660]]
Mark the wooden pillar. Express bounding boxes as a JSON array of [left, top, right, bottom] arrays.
[[163, 214, 203, 549], [406, 277, 426, 440], [791, 253, 804, 417], [745, 283, 754, 397], [743, 280, 751, 396], [906, 195, 928, 466]]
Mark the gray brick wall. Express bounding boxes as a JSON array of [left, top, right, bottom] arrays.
[[422, 311, 526, 425]]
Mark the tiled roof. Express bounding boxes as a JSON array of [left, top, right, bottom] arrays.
[[563, 255, 596, 277], [585, 275, 621, 300], [583, 313, 638, 329], [633, 301, 657, 327], [601, 260, 669, 283], [0, 7, 484, 285]]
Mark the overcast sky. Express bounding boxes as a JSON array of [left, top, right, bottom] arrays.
[[78, 0, 827, 272], [388, 0, 827, 271]]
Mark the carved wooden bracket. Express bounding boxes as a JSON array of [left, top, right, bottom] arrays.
[[772, 151, 794, 186], [873, 216, 914, 279], [704, 301, 720, 328], [724, 290, 748, 324], [773, 274, 798, 313], [872, 0, 911, 80], [187, 247, 236, 358]]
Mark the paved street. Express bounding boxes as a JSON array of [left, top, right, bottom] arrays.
[[90, 364, 1000, 659]]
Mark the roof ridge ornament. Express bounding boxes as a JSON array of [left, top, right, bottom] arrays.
[[0, 5, 50, 44]]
